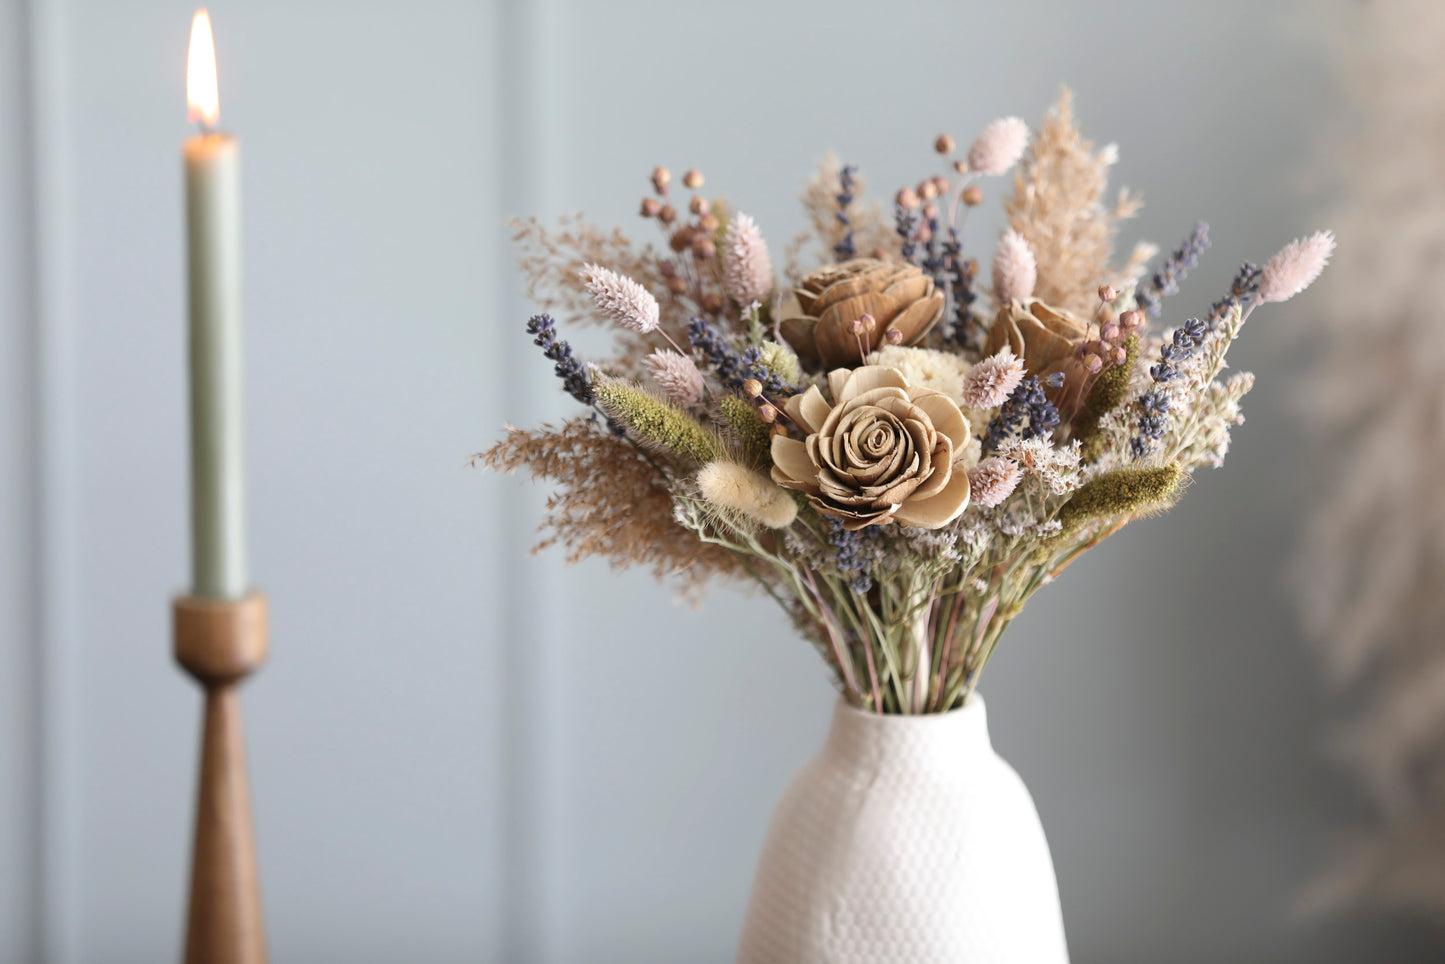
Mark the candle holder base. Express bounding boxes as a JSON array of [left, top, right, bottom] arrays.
[[173, 592, 268, 964]]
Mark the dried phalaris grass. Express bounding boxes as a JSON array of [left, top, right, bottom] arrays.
[[508, 214, 691, 374]]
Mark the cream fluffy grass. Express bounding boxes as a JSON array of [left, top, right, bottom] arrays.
[[697, 461, 798, 528]]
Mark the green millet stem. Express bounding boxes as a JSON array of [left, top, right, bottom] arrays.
[[717, 394, 772, 468], [593, 379, 721, 466], [1053, 463, 1185, 541]]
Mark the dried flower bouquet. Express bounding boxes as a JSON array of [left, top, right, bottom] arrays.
[[479, 90, 1333, 715]]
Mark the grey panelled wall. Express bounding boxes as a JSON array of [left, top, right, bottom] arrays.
[[1, 0, 1443, 962], [1, 0, 40, 960]]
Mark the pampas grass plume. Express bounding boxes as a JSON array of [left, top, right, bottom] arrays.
[[579, 262, 660, 333], [1259, 230, 1336, 304], [968, 116, 1030, 176], [697, 460, 798, 528], [992, 229, 1038, 304]]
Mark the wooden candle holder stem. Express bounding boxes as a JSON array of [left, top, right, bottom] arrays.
[[173, 593, 269, 964]]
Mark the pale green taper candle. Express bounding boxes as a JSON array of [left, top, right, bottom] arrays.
[[184, 131, 247, 599]]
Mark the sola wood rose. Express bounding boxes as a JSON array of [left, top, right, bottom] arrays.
[[779, 258, 944, 368], [481, 92, 1334, 717], [771, 366, 971, 530]]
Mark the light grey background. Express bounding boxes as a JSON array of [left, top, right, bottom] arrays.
[[2, 0, 1440, 961]]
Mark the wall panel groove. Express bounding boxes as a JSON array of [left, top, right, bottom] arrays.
[[20, 0, 82, 961]]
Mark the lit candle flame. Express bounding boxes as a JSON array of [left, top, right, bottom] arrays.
[[187, 10, 219, 130]]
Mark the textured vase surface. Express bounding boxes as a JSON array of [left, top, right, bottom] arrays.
[[736, 696, 1069, 963]]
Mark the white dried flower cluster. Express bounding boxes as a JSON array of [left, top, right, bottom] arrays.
[[991, 229, 1038, 304], [892, 524, 967, 564], [995, 436, 1082, 495], [957, 435, 983, 473], [967, 116, 1030, 177], [868, 345, 973, 403], [579, 262, 660, 333], [722, 213, 774, 306], [956, 517, 992, 552], [644, 349, 706, 407]]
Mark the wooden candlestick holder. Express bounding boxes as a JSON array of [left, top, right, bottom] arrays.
[[173, 593, 269, 964]]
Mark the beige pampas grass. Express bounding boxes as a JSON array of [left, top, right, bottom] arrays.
[[644, 349, 706, 407], [579, 262, 660, 333], [723, 213, 774, 306], [1004, 88, 1142, 316], [1259, 230, 1336, 304], [697, 460, 798, 529], [967, 116, 1030, 177], [991, 229, 1037, 305]]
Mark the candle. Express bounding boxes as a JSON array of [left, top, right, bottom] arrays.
[[184, 9, 247, 599]]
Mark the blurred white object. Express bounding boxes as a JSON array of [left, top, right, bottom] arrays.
[[736, 698, 1068, 963]]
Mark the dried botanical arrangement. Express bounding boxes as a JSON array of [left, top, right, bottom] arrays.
[[1295, 0, 1445, 924], [480, 90, 1333, 714]]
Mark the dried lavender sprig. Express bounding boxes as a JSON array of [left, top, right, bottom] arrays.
[[526, 313, 626, 436], [686, 316, 799, 396], [1135, 222, 1210, 318], [941, 230, 981, 350], [921, 206, 944, 284], [526, 313, 594, 406], [895, 203, 921, 264], [833, 164, 858, 262], [826, 517, 874, 594], [983, 373, 1063, 452], [1207, 262, 1261, 331], [1130, 317, 1207, 457]]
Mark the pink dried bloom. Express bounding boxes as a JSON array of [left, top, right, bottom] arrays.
[[967, 116, 1030, 177], [968, 457, 1021, 508], [579, 262, 660, 333], [1259, 230, 1336, 304], [644, 349, 706, 407], [722, 213, 774, 306], [960, 346, 1025, 409], [991, 229, 1037, 304]]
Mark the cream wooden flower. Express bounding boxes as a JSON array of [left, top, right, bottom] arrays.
[[770, 366, 971, 530]]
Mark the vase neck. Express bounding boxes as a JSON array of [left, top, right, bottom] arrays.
[[822, 695, 993, 777]]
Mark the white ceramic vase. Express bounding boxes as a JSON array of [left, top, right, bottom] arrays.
[[736, 696, 1069, 963]]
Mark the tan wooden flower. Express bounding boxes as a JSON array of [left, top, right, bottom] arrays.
[[770, 366, 971, 530], [983, 298, 1088, 378], [778, 259, 945, 369]]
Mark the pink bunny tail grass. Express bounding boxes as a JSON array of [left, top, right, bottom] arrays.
[[992, 229, 1037, 304], [967, 116, 1030, 177], [1259, 230, 1336, 304]]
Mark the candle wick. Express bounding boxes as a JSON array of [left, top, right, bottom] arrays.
[[197, 120, 215, 137]]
